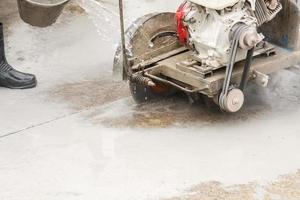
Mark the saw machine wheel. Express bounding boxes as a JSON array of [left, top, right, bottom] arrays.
[[129, 80, 173, 103], [114, 12, 181, 102]]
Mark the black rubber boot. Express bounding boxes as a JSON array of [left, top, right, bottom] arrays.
[[0, 23, 37, 89]]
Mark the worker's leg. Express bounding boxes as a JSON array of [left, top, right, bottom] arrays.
[[0, 23, 37, 89]]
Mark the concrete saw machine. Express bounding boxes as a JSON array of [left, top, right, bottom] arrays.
[[114, 0, 300, 113]]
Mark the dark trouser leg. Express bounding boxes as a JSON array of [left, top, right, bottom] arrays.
[[0, 22, 37, 89]]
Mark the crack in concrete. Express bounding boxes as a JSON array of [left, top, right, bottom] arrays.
[[0, 111, 81, 140]]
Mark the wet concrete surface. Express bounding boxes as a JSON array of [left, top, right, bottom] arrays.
[[1, 0, 300, 199], [52, 68, 300, 129]]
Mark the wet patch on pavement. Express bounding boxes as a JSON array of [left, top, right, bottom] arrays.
[[50, 68, 300, 128], [88, 94, 269, 128], [88, 69, 300, 128]]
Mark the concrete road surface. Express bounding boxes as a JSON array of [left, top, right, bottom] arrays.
[[1, 0, 300, 199]]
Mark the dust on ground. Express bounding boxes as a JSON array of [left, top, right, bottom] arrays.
[[64, 1, 86, 15], [50, 76, 129, 110], [266, 170, 300, 199], [165, 170, 300, 200]]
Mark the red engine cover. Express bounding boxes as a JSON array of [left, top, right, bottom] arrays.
[[176, 1, 190, 45]]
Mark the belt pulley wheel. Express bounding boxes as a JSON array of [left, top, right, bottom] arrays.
[[219, 24, 250, 113], [221, 88, 245, 113]]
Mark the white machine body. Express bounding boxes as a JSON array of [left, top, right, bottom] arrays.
[[180, 0, 282, 68]]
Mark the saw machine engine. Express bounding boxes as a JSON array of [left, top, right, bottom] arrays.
[[176, 0, 282, 69]]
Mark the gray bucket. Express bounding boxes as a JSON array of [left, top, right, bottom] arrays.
[[17, 0, 70, 27]]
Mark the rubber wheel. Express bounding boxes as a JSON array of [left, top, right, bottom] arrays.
[[113, 12, 181, 103]]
